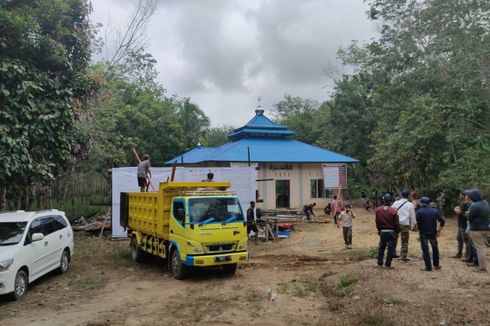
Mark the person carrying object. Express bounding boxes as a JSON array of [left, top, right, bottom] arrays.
[[137, 154, 152, 192]]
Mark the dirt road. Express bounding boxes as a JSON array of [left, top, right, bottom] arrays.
[[1, 208, 489, 326]]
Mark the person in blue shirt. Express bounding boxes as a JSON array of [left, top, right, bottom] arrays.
[[416, 197, 445, 271]]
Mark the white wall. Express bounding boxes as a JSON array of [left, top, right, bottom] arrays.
[[111, 166, 257, 238]]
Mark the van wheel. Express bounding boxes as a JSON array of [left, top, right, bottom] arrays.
[[130, 237, 144, 263], [171, 249, 188, 280], [222, 263, 237, 275], [11, 270, 28, 300], [58, 250, 70, 274]]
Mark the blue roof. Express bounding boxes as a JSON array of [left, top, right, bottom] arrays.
[[228, 109, 293, 140], [165, 109, 358, 164], [166, 138, 358, 164], [169, 146, 217, 164]]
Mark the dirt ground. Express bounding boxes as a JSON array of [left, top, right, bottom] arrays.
[[1, 208, 489, 326]]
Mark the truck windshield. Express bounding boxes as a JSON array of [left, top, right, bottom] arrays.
[[0, 222, 27, 246], [189, 198, 244, 224]]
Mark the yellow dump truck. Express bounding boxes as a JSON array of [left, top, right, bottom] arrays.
[[120, 181, 249, 279]]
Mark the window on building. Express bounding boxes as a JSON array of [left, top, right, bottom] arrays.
[[268, 163, 292, 170], [311, 179, 327, 198]]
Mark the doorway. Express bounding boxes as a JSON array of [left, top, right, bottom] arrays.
[[275, 180, 290, 208]]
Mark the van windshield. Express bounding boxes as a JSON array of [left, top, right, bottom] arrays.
[[0, 222, 27, 246], [189, 198, 244, 224]]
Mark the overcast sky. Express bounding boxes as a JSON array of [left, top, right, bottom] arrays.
[[90, 0, 377, 127]]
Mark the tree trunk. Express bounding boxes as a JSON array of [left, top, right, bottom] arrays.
[[0, 187, 6, 211]]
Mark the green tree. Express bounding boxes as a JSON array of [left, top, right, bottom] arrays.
[[0, 0, 94, 208], [334, 0, 490, 194], [205, 126, 235, 147], [176, 98, 210, 151], [274, 94, 329, 146]]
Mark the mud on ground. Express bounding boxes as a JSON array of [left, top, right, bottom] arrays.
[[1, 208, 489, 326]]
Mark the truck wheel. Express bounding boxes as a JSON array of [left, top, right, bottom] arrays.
[[171, 249, 188, 280], [11, 270, 28, 300], [130, 237, 144, 263], [222, 263, 237, 275]]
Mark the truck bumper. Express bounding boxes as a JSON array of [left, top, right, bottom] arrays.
[[185, 251, 248, 267]]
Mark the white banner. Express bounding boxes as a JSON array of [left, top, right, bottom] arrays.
[[111, 166, 257, 238], [322, 164, 347, 189]]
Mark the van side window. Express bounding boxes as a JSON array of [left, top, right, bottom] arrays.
[[52, 215, 68, 231], [173, 201, 185, 226], [30, 216, 55, 236]]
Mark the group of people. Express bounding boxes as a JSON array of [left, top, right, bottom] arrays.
[[315, 188, 489, 273], [375, 189, 489, 273], [454, 189, 490, 273]]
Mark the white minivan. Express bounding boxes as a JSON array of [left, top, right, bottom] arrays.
[[0, 210, 74, 300]]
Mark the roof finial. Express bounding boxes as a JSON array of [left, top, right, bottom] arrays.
[[255, 96, 264, 115]]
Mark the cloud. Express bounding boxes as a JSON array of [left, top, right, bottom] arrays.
[[90, 0, 377, 126]]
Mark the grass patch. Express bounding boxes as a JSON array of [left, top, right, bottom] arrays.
[[368, 246, 379, 258], [360, 313, 394, 326], [328, 249, 371, 261], [277, 280, 316, 298], [338, 273, 359, 296], [68, 276, 107, 291]]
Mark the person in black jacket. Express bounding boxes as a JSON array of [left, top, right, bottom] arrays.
[[467, 189, 490, 273], [416, 197, 445, 271], [453, 191, 471, 260]]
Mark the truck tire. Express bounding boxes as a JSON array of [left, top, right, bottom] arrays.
[[171, 249, 188, 280], [130, 237, 144, 263], [222, 263, 237, 275]]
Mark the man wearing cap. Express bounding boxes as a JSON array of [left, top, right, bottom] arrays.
[[392, 190, 417, 262], [416, 197, 445, 271], [375, 194, 400, 269]]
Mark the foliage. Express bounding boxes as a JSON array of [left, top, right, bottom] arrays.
[[204, 126, 235, 147], [280, 0, 490, 196], [274, 94, 331, 146], [176, 98, 210, 151], [0, 0, 94, 207]]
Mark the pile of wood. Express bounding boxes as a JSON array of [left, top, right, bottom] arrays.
[[72, 215, 111, 235]]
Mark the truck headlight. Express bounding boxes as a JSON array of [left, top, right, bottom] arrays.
[[187, 241, 204, 254], [0, 258, 14, 272], [237, 244, 246, 251]]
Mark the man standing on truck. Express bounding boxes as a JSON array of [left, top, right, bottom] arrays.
[[137, 154, 152, 192], [202, 172, 214, 182]]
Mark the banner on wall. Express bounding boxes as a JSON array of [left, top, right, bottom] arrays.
[[322, 164, 347, 189], [111, 166, 257, 238]]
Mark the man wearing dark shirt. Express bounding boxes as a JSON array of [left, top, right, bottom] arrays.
[[375, 194, 400, 268], [247, 201, 261, 244], [303, 203, 316, 221], [467, 189, 490, 273], [454, 191, 470, 259], [416, 197, 445, 271]]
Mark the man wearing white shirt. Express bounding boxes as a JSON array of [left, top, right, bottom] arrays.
[[391, 189, 417, 262]]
